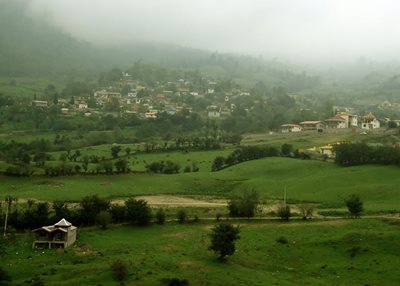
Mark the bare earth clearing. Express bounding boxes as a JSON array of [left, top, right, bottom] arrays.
[[113, 195, 227, 208]]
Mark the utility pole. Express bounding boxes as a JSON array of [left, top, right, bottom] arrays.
[[3, 196, 10, 237], [283, 185, 287, 207]]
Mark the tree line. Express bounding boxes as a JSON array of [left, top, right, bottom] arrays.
[[334, 143, 400, 166]]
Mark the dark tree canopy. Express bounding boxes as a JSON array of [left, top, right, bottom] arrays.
[[209, 223, 240, 260], [345, 194, 364, 218], [228, 189, 260, 218]]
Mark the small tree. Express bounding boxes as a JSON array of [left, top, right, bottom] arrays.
[[228, 189, 260, 219], [111, 145, 122, 159], [97, 211, 112, 229], [155, 209, 166, 225], [345, 194, 363, 218], [281, 143, 293, 156], [125, 198, 152, 226], [177, 210, 187, 224], [209, 223, 240, 261], [298, 204, 314, 220], [111, 260, 129, 282], [277, 205, 291, 221]]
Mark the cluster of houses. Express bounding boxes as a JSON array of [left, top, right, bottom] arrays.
[[281, 112, 382, 133], [32, 73, 250, 120]]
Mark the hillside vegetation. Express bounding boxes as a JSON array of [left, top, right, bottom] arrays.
[[1, 157, 399, 212]]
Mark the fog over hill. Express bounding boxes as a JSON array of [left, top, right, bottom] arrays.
[[27, 0, 400, 65], [2, 0, 400, 82]]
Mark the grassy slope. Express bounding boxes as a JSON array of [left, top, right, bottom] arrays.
[[1, 157, 399, 211], [3, 219, 400, 286]]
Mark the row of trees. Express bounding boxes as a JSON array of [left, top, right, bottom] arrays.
[[211, 145, 280, 171], [335, 143, 400, 166], [1, 195, 153, 230]]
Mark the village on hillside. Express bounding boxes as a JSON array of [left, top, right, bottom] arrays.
[[29, 72, 400, 132]]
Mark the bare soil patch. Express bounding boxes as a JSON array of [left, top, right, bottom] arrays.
[[113, 195, 227, 208]]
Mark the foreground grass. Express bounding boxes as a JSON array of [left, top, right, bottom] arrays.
[[1, 157, 400, 212], [2, 218, 400, 286]]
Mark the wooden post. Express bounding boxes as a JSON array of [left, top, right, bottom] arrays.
[[3, 196, 10, 237], [284, 185, 287, 207]]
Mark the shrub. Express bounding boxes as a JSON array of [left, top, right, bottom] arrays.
[[177, 210, 187, 224], [0, 266, 11, 283], [277, 205, 291, 221], [192, 215, 200, 223], [162, 278, 189, 286], [125, 198, 152, 226], [276, 236, 288, 244], [155, 209, 166, 225], [228, 189, 260, 219], [111, 260, 129, 282], [281, 143, 293, 156], [96, 211, 112, 229], [345, 194, 363, 218], [298, 204, 314, 220]]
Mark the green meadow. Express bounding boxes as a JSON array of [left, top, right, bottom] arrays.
[[1, 157, 400, 212], [3, 218, 399, 286]]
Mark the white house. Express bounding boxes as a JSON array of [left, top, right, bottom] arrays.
[[361, 112, 380, 129], [281, 124, 302, 133], [325, 115, 347, 129]]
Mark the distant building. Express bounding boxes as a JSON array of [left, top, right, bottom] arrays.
[[337, 112, 358, 127], [32, 100, 48, 108], [361, 112, 380, 129], [325, 115, 347, 129], [299, 121, 325, 131], [32, 219, 77, 249], [207, 105, 221, 118], [281, 124, 302, 133]]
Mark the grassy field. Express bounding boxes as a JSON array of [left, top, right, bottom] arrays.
[[46, 147, 232, 173], [1, 157, 400, 212], [2, 218, 399, 286], [0, 76, 64, 98]]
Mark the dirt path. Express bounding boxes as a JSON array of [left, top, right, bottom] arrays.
[[112, 195, 227, 208]]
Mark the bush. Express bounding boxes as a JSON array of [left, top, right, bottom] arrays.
[[281, 143, 293, 156], [111, 260, 129, 282], [125, 198, 152, 226], [276, 236, 288, 244], [228, 189, 260, 218], [192, 215, 200, 223], [162, 278, 189, 286], [155, 209, 166, 225], [177, 210, 187, 224], [0, 266, 11, 283], [345, 194, 363, 218], [96, 211, 112, 229], [277, 205, 291, 221], [298, 204, 314, 220]]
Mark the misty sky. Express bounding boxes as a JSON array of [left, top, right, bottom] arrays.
[[28, 0, 400, 63]]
